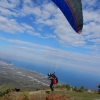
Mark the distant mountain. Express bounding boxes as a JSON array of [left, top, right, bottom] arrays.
[[0, 61, 53, 90]]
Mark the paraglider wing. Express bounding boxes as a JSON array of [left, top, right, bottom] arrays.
[[51, 0, 83, 34]]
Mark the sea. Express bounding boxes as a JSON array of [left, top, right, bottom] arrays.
[[3, 59, 100, 90]]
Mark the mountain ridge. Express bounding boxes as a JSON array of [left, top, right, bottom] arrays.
[[0, 60, 51, 90]]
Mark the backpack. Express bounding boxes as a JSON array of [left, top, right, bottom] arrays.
[[51, 74, 58, 84]]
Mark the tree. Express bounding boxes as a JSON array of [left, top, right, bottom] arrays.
[[66, 84, 70, 90], [85, 88, 88, 91], [98, 84, 100, 94], [79, 86, 85, 93], [73, 86, 78, 92]]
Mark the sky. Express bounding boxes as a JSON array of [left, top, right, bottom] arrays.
[[0, 0, 100, 80]]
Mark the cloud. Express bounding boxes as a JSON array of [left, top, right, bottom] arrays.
[[0, 36, 100, 75], [21, 23, 34, 30], [20, 1, 42, 17], [0, 0, 20, 9], [0, 0, 57, 38], [82, 0, 100, 11], [0, 7, 17, 17], [31, 0, 100, 52], [0, 0, 100, 83], [0, 36, 56, 50], [0, 16, 24, 33], [0, 0, 100, 52]]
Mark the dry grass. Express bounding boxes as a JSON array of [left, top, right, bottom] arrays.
[[45, 94, 71, 100], [0, 89, 100, 100], [0, 91, 72, 100]]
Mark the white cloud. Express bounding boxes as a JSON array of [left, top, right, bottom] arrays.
[[20, 4, 41, 17], [0, 36, 100, 74], [82, 0, 100, 10], [0, 0, 100, 52], [83, 10, 100, 23], [89, 38, 100, 44], [0, 0, 100, 86], [0, 16, 24, 33], [0, 7, 17, 17], [21, 23, 34, 30], [0, 37, 100, 62], [0, 15, 41, 36], [0, 0, 20, 9], [0, 36, 56, 50], [28, 31, 42, 37]]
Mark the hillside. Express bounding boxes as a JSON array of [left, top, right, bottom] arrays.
[[0, 61, 51, 90], [0, 86, 100, 100], [0, 61, 100, 100]]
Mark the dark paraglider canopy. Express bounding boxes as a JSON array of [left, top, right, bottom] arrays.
[[51, 0, 83, 34]]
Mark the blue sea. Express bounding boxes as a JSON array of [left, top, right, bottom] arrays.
[[5, 59, 100, 90]]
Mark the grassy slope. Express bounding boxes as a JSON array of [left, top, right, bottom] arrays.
[[55, 90, 100, 100], [0, 89, 100, 100]]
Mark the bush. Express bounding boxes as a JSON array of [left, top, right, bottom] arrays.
[[85, 88, 88, 91], [98, 89, 100, 94], [21, 92, 29, 100], [0, 85, 14, 97], [78, 86, 85, 93], [73, 87, 78, 92], [55, 84, 66, 89], [98, 85, 100, 88], [66, 84, 71, 90]]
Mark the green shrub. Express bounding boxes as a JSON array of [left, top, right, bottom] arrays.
[[21, 92, 29, 100], [78, 86, 85, 93], [66, 84, 71, 90], [73, 86, 78, 92], [0, 85, 14, 97]]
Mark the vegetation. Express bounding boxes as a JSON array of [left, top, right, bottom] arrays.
[[0, 84, 100, 100], [98, 84, 100, 94], [56, 84, 87, 93], [66, 84, 71, 90], [0, 85, 14, 97], [73, 86, 78, 92]]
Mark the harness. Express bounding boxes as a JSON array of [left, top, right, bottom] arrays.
[[51, 75, 58, 84]]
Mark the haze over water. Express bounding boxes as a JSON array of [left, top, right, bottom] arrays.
[[11, 60, 99, 90]]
